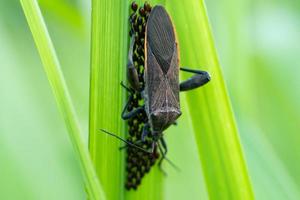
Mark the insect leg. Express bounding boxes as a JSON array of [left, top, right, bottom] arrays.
[[157, 138, 181, 172], [158, 137, 168, 168], [157, 141, 167, 176], [122, 106, 144, 120], [179, 67, 211, 92], [121, 96, 145, 120], [141, 123, 150, 141], [127, 35, 140, 91]]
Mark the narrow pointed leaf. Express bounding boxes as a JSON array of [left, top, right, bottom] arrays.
[[20, 0, 106, 199]]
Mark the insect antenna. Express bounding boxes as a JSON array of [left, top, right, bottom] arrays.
[[99, 129, 152, 154], [119, 140, 144, 151], [164, 156, 181, 172]]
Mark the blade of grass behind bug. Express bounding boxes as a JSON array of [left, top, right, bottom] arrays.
[[89, 0, 165, 199], [89, 0, 128, 199], [20, 0, 105, 199], [166, 1, 254, 199], [124, 1, 165, 199]]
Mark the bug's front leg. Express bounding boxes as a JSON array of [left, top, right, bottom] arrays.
[[179, 67, 211, 92], [127, 35, 140, 91], [121, 95, 145, 120]]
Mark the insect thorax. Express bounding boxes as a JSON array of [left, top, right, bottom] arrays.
[[150, 108, 181, 132]]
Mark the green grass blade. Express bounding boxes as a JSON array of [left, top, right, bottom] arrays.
[[89, 0, 127, 199], [89, 0, 165, 199], [20, 0, 105, 199], [241, 121, 300, 199], [166, 1, 254, 199]]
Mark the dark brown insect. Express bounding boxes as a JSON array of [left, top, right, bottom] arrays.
[[101, 1, 210, 190], [123, 4, 210, 161]]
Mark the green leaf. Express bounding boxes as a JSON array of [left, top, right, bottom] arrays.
[[166, 1, 254, 199], [89, 0, 127, 199], [89, 0, 165, 199], [241, 121, 300, 200], [20, 0, 105, 199]]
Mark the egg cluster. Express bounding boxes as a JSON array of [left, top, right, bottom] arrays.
[[125, 1, 160, 190]]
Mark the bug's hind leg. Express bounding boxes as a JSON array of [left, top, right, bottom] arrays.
[[179, 67, 211, 92], [157, 138, 168, 176], [158, 137, 168, 168], [127, 35, 140, 91], [157, 138, 181, 174]]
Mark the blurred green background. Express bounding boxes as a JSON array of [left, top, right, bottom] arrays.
[[1, 0, 299, 199]]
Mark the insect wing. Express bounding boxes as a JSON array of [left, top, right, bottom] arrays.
[[145, 6, 180, 115]]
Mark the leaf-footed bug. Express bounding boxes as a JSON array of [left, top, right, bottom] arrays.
[[100, 1, 210, 189], [123, 3, 210, 163]]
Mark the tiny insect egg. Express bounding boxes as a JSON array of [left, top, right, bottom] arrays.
[[140, 38, 145, 44], [144, 2, 151, 12], [139, 7, 145, 16], [125, 183, 131, 190], [145, 166, 150, 173], [137, 150, 144, 157], [129, 13, 137, 22], [129, 29, 134, 37], [131, 1, 138, 12], [128, 118, 133, 125], [137, 16, 143, 25], [126, 165, 132, 172], [129, 131, 135, 137]]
